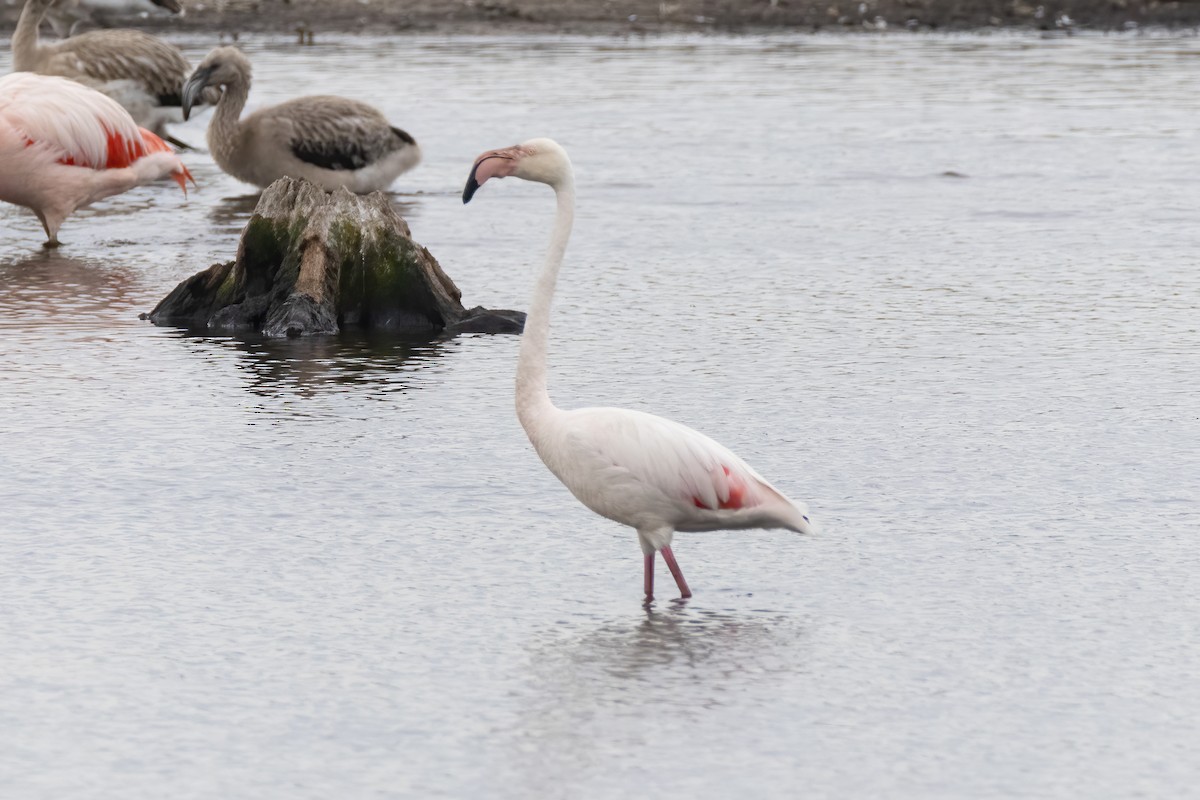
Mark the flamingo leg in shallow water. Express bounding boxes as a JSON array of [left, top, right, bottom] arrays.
[[644, 552, 655, 602], [32, 211, 57, 248], [660, 546, 692, 599]]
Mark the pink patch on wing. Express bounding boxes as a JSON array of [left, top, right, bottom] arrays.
[[137, 128, 172, 155], [102, 127, 143, 168], [29, 127, 147, 169], [691, 465, 750, 511], [33, 127, 191, 192]]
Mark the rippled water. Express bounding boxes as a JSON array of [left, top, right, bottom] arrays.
[[2, 32, 1199, 798]]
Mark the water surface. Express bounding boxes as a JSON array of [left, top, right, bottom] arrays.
[[1, 32, 1198, 799]]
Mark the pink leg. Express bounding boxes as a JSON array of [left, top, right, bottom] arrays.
[[644, 552, 655, 602], [660, 546, 692, 598]]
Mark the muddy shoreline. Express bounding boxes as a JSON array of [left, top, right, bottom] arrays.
[[3, 0, 1200, 36]]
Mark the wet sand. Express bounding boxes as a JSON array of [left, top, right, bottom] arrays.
[[1, 0, 1198, 35]]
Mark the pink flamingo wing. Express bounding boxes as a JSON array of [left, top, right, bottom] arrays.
[[578, 408, 774, 513], [0, 72, 145, 170]]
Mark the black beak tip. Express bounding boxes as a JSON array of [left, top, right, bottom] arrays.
[[181, 66, 214, 123], [462, 178, 479, 205]]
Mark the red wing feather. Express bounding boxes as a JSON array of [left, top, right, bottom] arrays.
[[692, 465, 750, 510]]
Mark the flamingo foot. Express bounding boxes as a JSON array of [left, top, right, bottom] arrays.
[[660, 546, 692, 599], [644, 552, 655, 603]]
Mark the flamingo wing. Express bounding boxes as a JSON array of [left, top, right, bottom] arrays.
[[256, 96, 409, 171], [569, 407, 799, 517], [0, 72, 156, 170], [44, 31, 190, 102]]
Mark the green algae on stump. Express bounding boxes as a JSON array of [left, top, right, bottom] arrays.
[[147, 177, 523, 337]]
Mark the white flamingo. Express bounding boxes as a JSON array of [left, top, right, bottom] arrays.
[[0, 71, 192, 247], [462, 138, 813, 602]]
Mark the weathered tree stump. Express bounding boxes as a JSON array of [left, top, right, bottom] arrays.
[[147, 177, 524, 337]]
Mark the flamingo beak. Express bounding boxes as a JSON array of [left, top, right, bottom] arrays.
[[172, 164, 196, 196], [181, 66, 214, 121], [462, 149, 519, 204]]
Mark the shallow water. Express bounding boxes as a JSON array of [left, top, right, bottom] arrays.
[[2, 31, 1199, 798]]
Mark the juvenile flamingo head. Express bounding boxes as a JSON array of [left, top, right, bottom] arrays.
[[462, 138, 571, 203], [182, 46, 251, 120]]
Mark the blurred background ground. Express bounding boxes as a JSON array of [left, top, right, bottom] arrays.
[[2, 0, 1200, 35]]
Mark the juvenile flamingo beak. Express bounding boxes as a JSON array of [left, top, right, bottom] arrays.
[[462, 147, 522, 204], [181, 66, 214, 121]]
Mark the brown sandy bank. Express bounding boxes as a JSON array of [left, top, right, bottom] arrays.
[[2, 0, 1200, 36]]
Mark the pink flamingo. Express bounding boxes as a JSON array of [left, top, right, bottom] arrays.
[[0, 71, 192, 248], [463, 138, 813, 602]]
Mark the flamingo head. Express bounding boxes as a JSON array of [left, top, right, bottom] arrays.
[[462, 138, 571, 203], [182, 46, 250, 121]]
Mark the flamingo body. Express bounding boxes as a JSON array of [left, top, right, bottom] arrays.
[[463, 138, 812, 601], [533, 406, 809, 550], [13, 0, 199, 138], [0, 72, 191, 246], [182, 47, 420, 193]]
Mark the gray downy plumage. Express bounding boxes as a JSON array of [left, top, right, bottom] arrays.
[[12, 0, 201, 137], [182, 46, 421, 194]]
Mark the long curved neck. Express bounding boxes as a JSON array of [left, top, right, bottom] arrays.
[[207, 80, 249, 171], [12, 0, 51, 70], [516, 173, 575, 433]]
